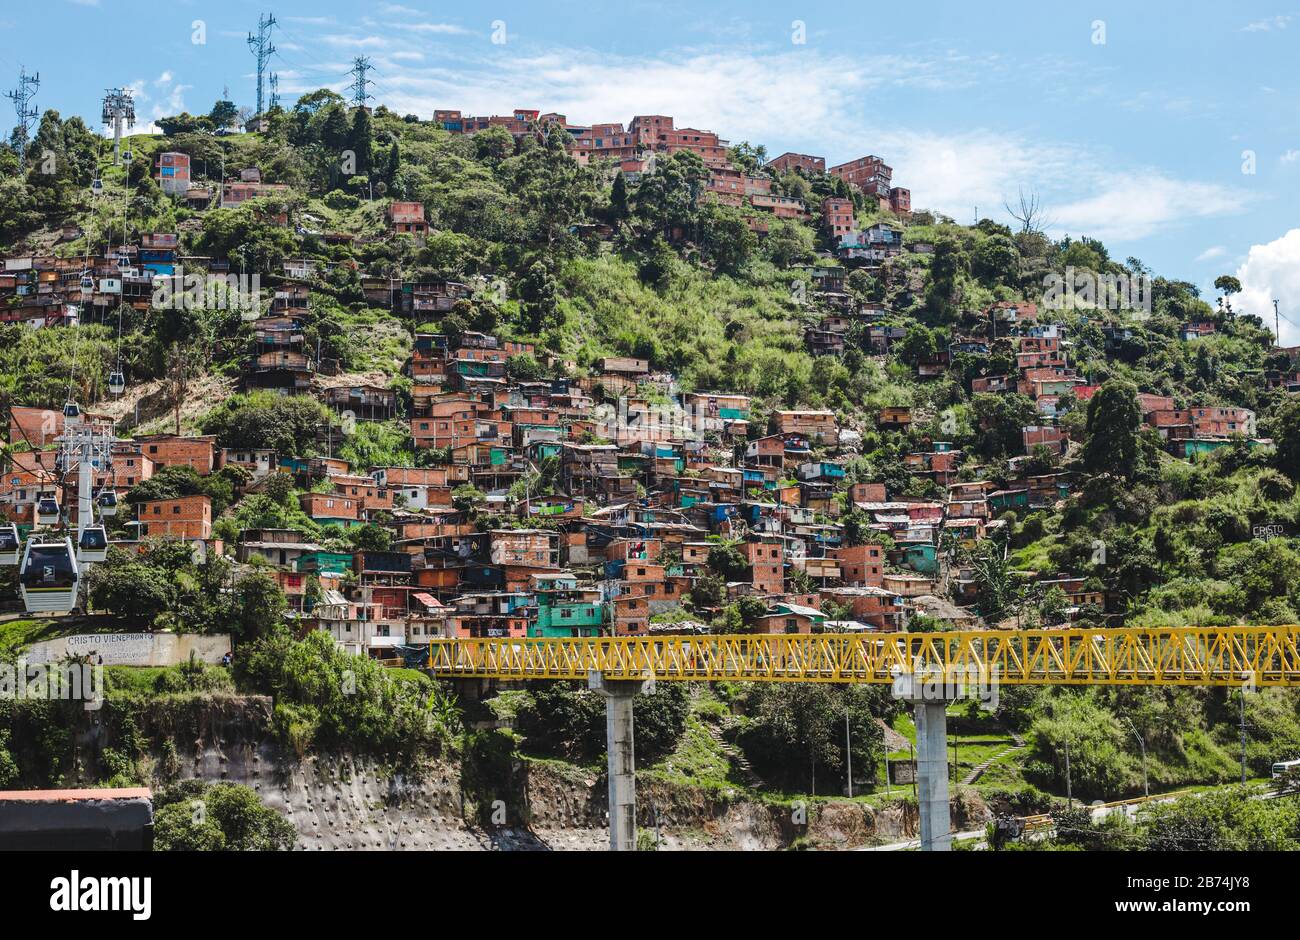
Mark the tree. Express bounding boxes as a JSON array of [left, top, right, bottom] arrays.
[[87, 549, 174, 623], [1082, 379, 1142, 479], [154, 780, 295, 851], [1214, 274, 1242, 316], [1270, 396, 1300, 480], [518, 260, 560, 335], [200, 392, 333, 457], [347, 522, 392, 552], [633, 150, 708, 239], [318, 104, 351, 153], [971, 392, 1038, 459], [699, 204, 756, 275], [895, 325, 941, 366], [973, 234, 1020, 286], [348, 106, 374, 179], [736, 684, 893, 793], [706, 543, 749, 582], [609, 171, 629, 221], [208, 99, 239, 131], [764, 218, 814, 268], [689, 572, 727, 609], [230, 570, 287, 641], [1004, 185, 1050, 235], [969, 539, 1014, 621]]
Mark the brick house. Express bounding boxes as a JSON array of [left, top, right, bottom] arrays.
[[774, 410, 838, 445], [741, 538, 785, 595], [135, 495, 212, 539], [1023, 425, 1067, 455], [134, 435, 217, 475], [822, 198, 854, 238], [387, 201, 428, 236], [833, 543, 885, 587], [767, 152, 826, 175]]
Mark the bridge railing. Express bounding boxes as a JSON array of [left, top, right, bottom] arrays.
[[425, 625, 1300, 685]]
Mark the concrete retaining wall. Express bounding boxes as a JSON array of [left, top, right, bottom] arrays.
[[25, 633, 231, 667]]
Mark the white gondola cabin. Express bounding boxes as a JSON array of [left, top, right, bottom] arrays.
[[35, 497, 60, 526], [97, 491, 119, 517], [62, 400, 81, 419], [77, 525, 109, 563], [108, 371, 126, 396], [0, 524, 20, 565], [19, 538, 79, 615]]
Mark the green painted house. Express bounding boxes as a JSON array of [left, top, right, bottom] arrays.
[[296, 551, 354, 576]]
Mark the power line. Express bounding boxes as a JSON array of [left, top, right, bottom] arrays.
[[247, 12, 278, 118]]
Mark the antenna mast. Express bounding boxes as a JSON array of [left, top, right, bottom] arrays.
[[247, 12, 278, 118], [5, 67, 41, 169]]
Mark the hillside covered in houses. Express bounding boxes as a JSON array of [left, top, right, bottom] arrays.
[[2, 89, 1300, 846]]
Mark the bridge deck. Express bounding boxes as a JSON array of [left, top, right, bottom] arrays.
[[425, 625, 1300, 685]]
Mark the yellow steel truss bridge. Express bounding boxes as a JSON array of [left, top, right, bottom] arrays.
[[427, 624, 1300, 686]]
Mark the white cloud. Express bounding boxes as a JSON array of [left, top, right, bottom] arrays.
[[276, 31, 1239, 242], [1282, 149, 1300, 163], [1236, 229, 1300, 343], [1052, 173, 1247, 242], [320, 34, 385, 48], [389, 21, 470, 35], [1242, 15, 1293, 32], [1196, 246, 1229, 262]]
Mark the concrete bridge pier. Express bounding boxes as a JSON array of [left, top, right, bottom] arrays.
[[892, 673, 953, 851], [588, 671, 655, 851]]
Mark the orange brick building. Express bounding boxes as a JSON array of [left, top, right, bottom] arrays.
[[135, 495, 212, 539]]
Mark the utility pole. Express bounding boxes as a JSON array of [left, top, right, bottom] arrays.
[[1239, 689, 1249, 785], [4, 67, 40, 169], [1274, 299, 1282, 346], [1124, 716, 1148, 797], [348, 57, 375, 109], [247, 12, 278, 120], [100, 88, 135, 166], [844, 707, 853, 798], [1063, 742, 1073, 808]]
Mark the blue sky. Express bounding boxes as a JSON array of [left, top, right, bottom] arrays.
[[4, 1, 1300, 335]]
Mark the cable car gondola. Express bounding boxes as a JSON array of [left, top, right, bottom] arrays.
[[18, 538, 79, 615], [62, 400, 80, 419], [0, 524, 20, 565], [97, 491, 119, 517], [91, 178, 104, 196], [35, 496, 60, 526], [80, 274, 95, 290], [77, 525, 108, 564], [108, 371, 126, 396]]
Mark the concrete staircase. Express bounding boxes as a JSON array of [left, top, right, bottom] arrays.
[[707, 719, 763, 789], [962, 732, 1026, 785]]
